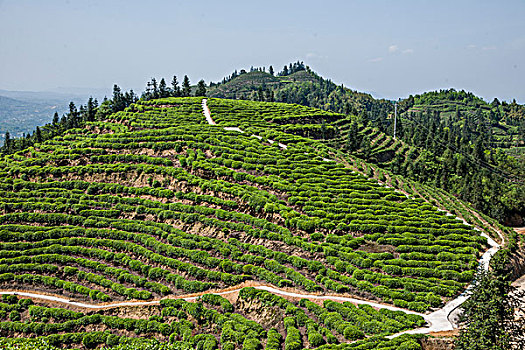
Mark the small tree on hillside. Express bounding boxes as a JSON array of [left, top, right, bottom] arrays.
[[182, 75, 191, 97], [345, 120, 361, 152], [159, 78, 169, 98], [195, 80, 207, 97], [455, 250, 525, 350], [52, 112, 59, 125], [360, 134, 371, 158], [35, 126, 42, 143], [171, 75, 181, 97], [3, 131, 11, 152]]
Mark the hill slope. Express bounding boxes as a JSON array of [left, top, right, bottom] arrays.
[[0, 97, 502, 349]]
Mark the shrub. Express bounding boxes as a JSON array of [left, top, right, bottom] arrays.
[[343, 325, 365, 340]]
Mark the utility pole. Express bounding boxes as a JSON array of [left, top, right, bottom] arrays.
[[393, 101, 397, 140]]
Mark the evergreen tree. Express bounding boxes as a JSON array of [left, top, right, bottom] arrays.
[[79, 105, 86, 120], [124, 90, 137, 106], [151, 78, 159, 99], [3, 131, 11, 152], [195, 80, 207, 97], [395, 117, 404, 138], [455, 250, 525, 350], [52, 112, 59, 125], [360, 134, 371, 158], [182, 75, 191, 97], [473, 136, 485, 161], [345, 120, 361, 151], [159, 78, 169, 98], [171, 75, 181, 97], [269, 65, 274, 76], [86, 97, 96, 121], [257, 86, 264, 102], [111, 85, 125, 112], [35, 126, 42, 143], [359, 112, 369, 127], [68, 102, 78, 118]]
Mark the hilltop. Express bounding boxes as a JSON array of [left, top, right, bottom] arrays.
[[0, 96, 517, 349], [207, 64, 393, 117], [398, 89, 525, 150]]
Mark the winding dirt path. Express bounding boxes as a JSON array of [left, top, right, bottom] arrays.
[[0, 285, 426, 314]]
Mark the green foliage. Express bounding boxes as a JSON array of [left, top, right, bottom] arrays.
[[454, 249, 525, 350], [0, 96, 499, 349]]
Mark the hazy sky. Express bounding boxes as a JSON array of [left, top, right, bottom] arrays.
[[1, 0, 524, 102]]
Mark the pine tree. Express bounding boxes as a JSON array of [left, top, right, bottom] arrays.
[[257, 86, 264, 101], [195, 80, 207, 97], [159, 78, 169, 98], [346, 120, 361, 151], [86, 97, 96, 121], [3, 131, 11, 152], [68, 102, 78, 118], [269, 66, 274, 76], [359, 112, 369, 127], [171, 76, 180, 97], [182, 75, 191, 97], [360, 134, 371, 158], [52, 112, 59, 125], [151, 78, 159, 99], [111, 85, 125, 112], [35, 127, 42, 143], [455, 250, 525, 350]]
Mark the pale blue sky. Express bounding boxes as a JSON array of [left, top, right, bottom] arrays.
[[1, 0, 524, 102]]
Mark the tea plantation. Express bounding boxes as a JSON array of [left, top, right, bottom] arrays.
[[0, 97, 495, 349]]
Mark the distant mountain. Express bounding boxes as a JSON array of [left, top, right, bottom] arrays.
[[0, 89, 107, 138], [0, 95, 62, 138], [0, 89, 83, 105]]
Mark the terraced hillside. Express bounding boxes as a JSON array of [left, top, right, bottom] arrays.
[[209, 98, 513, 239], [0, 97, 497, 349]]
